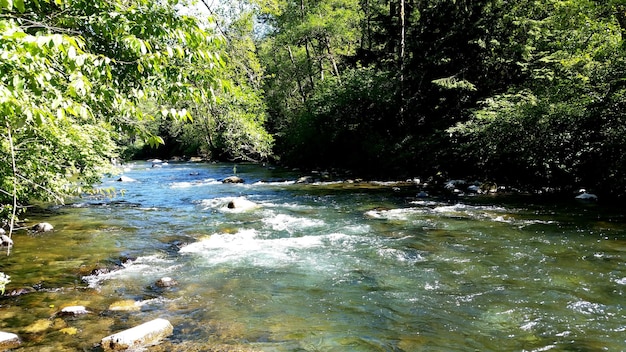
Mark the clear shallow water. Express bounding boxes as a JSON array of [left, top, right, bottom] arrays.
[[1, 162, 625, 351]]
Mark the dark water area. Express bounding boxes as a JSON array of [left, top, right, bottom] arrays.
[[0, 162, 625, 351]]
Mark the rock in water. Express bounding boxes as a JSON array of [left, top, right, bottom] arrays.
[[58, 306, 90, 317], [32, 222, 53, 232], [0, 331, 20, 350], [575, 191, 598, 201], [0, 234, 13, 248], [225, 197, 258, 212], [222, 176, 244, 183], [155, 277, 178, 288], [296, 176, 314, 184], [116, 175, 136, 182], [101, 318, 173, 351]]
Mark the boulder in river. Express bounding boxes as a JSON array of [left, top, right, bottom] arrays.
[[296, 176, 314, 184], [32, 222, 53, 233], [116, 175, 136, 182], [222, 176, 244, 184], [155, 277, 178, 288], [226, 198, 258, 212], [101, 318, 173, 352], [0, 331, 21, 350]]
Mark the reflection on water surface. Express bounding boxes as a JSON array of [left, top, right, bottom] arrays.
[[1, 162, 625, 351]]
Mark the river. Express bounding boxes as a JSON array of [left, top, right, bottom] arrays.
[[1, 161, 625, 351]]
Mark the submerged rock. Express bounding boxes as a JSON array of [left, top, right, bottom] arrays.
[[32, 222, 53, 233], [101, 318, 173, 352], [0, 331, 20, 350], [23, 319, 52, 333], [108, 300, 142, 312]]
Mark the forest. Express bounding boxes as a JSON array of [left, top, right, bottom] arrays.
[[2, 0, 626, 226]]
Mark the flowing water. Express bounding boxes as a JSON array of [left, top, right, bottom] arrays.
[[1, 162, 625, 351]]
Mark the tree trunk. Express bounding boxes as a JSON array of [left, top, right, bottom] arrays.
[[304, 39, 316, 89], [287, 45, 307, 102], [361, 0, 372, 50], [326, 38, 341, 79], [399, 0, 406, 120], [5, 123, 18, 250], [615, 4, 626, 42], [300, 0, 316, 89]]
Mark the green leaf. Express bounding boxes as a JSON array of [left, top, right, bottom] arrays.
[[0, 0, 12, 11], [12, 75, 24, 91], [67, 45, 76, 60], [14, 0, 24, 11], [146, 135, 165, 147]]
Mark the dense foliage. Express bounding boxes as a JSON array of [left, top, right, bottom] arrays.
[[450, 0, 626, 196], [255, 0, 626, 198]]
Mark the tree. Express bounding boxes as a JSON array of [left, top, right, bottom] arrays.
[[139, 0, 274, 161], [448, 0, 626, 196], [258, 0, 518, 175], [1, 0, 224, 226]]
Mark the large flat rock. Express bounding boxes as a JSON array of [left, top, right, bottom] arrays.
[[101, 318, 173, 351]]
